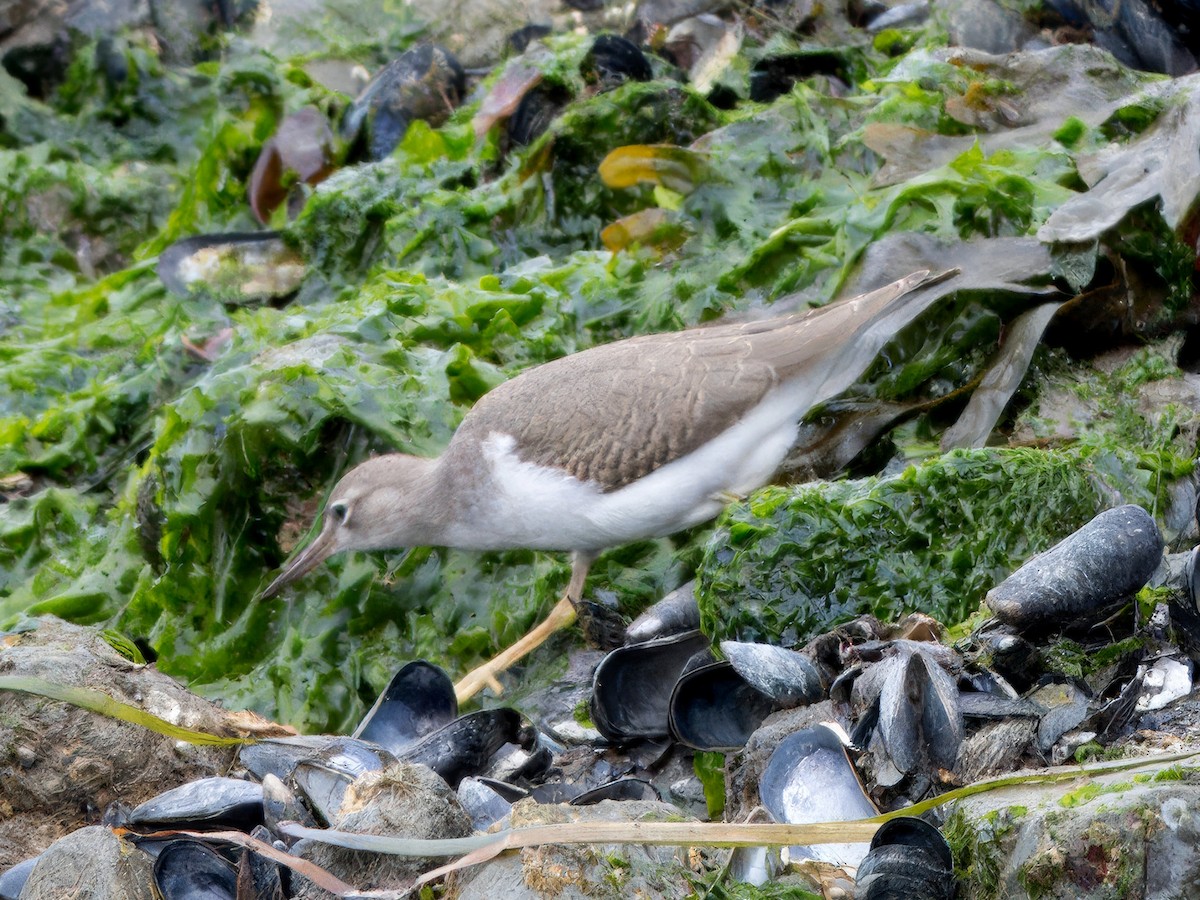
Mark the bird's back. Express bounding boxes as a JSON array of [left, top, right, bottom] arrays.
[[450, 270, 947, 493]]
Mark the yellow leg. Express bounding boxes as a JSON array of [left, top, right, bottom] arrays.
[[453, 551, 596, 704], [454, 594, 578, 703]]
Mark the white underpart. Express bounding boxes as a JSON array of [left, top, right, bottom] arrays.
[[455, 385, 804, 551]]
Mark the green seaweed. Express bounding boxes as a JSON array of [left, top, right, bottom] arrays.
[[697, 448, 1121, 646], [2, 17, 1198, 734]]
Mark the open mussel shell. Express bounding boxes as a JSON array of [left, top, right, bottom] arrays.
[[157, 232, 305, 303], [759, 724, 878, 867], [398, 707, 522, 788], [152, 839, 237, 900], [126, 776, 263, 830], [353, 660, 458, 755], [591, 630, 710, 742], [343, 44, 466, 160], [855, 817, 955, 900], [720, 640, 825, 705], [987, 504, 1164, 631], [668, 660, 776, 751]]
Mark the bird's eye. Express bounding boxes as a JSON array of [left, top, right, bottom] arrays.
[[329, 501, 349, 524]]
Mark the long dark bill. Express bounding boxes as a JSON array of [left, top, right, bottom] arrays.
[[259, 525, 337, 600]]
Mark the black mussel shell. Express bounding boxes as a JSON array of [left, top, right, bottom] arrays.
[[759, 724, 877, 866], [508, 83, 571, 146], [626, 581, 701, 643], [987, 504, 1164, 631], [668, 660, 776, 751], [876, 647, 963, 773], [584, 34, 653, 87], [750, 51, 849, 102], [127, 776, 263, 830], [508, 24, 553, 54], [239, 735, 396, 782], [152, 840, 237, 900], [157, 232, 304, 303], [353, 660, 458, 755], [343, 44, 466, 160], [591, 630, 710, 742], [720, 640, 825, 705], [571, 777, 661, 805], [856, 816, 955, 900], [399, 708, 522, 788]]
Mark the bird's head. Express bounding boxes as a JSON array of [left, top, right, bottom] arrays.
[[259, 454, 438, 599]]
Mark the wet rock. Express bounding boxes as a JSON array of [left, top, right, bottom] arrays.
[[987, 505, 1164, 631], [0, 617, 246, 868], [946, 763, 1200, 899], [446, 798, 698, 899], [291, 762, 472, 897], [18, 826, 155, 900]]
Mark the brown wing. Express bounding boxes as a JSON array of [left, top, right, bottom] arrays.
[[450, 269, 952, 491]]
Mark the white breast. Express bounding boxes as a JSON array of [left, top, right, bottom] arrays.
[[443, 386, 803, 552]]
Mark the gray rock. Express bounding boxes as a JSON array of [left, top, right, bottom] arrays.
[[292, 762, 473, 897], [446, 798, 698, 899], [947, 761, 1200, 899], [18, 826, 154, 900]]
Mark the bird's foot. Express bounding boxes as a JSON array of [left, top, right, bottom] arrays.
[[454, 594, 578, 704], [573, 598, 627, 650]]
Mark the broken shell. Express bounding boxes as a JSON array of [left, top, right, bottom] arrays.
[[457, 776, 516, 831], [987, 505, 1164, 631], [591, 630, 710, 742], [855, 816, 955, 900], [398, 708, 523, 788], [758, 724, 878, 867], [248, 106, 335, 223], [157, 232, 305, 303], [571, 778, 661, 805], [239, 735, 396, 783], [668, 660, 776, 751], [353, 660, 458, 755], [342, 44, 466, 160]]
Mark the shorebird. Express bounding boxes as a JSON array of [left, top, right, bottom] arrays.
[[262, 269, 956, 701]]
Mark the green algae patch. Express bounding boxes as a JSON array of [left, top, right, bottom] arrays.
[[697, 448, 1115, 647]]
